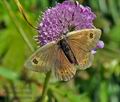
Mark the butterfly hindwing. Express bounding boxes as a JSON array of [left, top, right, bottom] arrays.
[[67, 40, 94, 69], [54, 48, 76, 81]]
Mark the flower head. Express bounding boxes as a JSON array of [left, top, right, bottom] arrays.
[[91, 40, 104, 54], [37, 0, 96, 45], [97, 40, 104, 49]]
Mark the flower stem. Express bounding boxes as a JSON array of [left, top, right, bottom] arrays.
[[41, 71, 51, 102]]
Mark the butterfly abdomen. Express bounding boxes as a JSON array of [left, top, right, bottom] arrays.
[[58, 38, 78, 65]]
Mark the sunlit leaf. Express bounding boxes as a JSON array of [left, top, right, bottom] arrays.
[[0, 67, 19, 80], [110, 23, 120, 42], [99, 81, 109, 102]]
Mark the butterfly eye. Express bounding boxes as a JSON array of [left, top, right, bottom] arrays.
[[89, 33, 94, 39], [32, 59, 38, 64]]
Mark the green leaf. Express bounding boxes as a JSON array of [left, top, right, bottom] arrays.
[[89, 0, 99, 10], [98, 0, 108, 14], [108, 0, 120, 25], [109, 23, 120, 42], [0, 67, 19, 80], [0, 29, 11, 56], [2, 27, 26, 71], [67, 93, 91, 102], [51, 85, 91, 102], [99, 81, 109, 102], [36, 0, 49, 10]]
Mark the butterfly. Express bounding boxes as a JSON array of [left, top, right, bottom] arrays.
[[24, 29, 101, 81]]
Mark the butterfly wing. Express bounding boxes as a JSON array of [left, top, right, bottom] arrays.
[[54, 48, 76, 81], [67, 29, 101, 69], [24, 41, 57, 72], [24, 41, 76, 81]]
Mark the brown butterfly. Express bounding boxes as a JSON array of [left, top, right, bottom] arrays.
[[24, 29, 101, 81]]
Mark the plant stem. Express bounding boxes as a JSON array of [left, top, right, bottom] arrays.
[[14, 0, 37, 30], [41, 71, 51, 102]]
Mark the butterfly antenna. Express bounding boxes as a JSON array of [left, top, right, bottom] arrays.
[[14, 0, 38, 30]]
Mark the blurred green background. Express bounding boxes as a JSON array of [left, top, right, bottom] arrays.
[[0, 0, 120, 102]]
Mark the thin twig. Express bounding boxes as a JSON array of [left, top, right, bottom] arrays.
[[14, 0, 38, 30]]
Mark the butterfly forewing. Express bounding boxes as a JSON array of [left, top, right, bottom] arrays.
[[67, 29, 101, 69], [24, 41, 57, 72], [67, 29, 101, 51]]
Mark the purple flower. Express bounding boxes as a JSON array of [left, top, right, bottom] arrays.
[[97, 40, 104, 49], [37, 0, 104, 51], [91, 40, 104, 54], [37, 0, 96, 45]]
